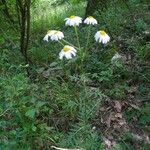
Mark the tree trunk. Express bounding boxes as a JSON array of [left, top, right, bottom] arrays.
[[16, 0, 31, 60], [16, 0, 31, 76], [85, 0, 108, 17], [85, 0, 131, 18]]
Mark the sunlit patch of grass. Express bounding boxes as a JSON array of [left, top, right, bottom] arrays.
[[31, 2, 86, 32]]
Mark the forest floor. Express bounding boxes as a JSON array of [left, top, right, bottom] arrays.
[[0, 0, 150, 149]]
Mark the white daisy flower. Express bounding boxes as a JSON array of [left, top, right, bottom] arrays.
[[43, 30, 56, 42], [59, 45, 77, 60], [95, 30, 110, 44], [43, 30, 64, 42], [84, 16, 97, 25], [65, 16, 82, 26], [50, 31, 64, 41], [111, 53, 122, 62]]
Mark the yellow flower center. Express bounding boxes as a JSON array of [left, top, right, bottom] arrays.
[[54, 31, 59, 34], [47, 30, 56, 34], [99, 31, 106, 36], [70, 15, 76, 19], [47, 30, 52, 34], [63, 46, 70, 52], [88, 16, 94, 19]]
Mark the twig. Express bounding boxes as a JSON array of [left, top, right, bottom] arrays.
[[131, 133, 150, 144], [51, 146, 84, 150], [0, 108, 10, 117]]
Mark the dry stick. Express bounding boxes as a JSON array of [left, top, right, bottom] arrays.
[[51, 146, 84, 150]]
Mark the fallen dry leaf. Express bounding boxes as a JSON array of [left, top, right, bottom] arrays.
[[103, 138, 111, 149], [114, 101, 122, 112], [115, 113, 122, 119]]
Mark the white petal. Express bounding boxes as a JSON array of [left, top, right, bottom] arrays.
[[65, 52, 72, 59], [43, 34, 49, 42], [94, 32, 100, 42], [99, 37, 103, 43], [103, 35, 110, 44], [102, 39, 106, 44], [53, 35, 59, 41], [72, 48, 77, 53], [64, 18, 69, 21], [70, 50, 76, 56], [51, 35, 55, 41], [59, 51, 65, 59], [84, 19, 87, 24]]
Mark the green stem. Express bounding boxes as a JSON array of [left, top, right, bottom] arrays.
[[83, 80, 87, 122], [58, 40, 64, 46], [74, 25, 81, 50], [62, 39, 78, 49], [85, 25, 91, 50]]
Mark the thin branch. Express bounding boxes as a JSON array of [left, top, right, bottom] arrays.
[[51, 146, 84, 150]]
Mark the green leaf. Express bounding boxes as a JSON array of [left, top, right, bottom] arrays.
[[36, 101, 46, 108], [0, 37, 5, 44], [32, 125, 37, 131], [25, 108, 36, 119], [139, 115, 150, 124]]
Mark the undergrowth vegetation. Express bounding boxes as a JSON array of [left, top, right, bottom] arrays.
[[0, 0, 150, 149]]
